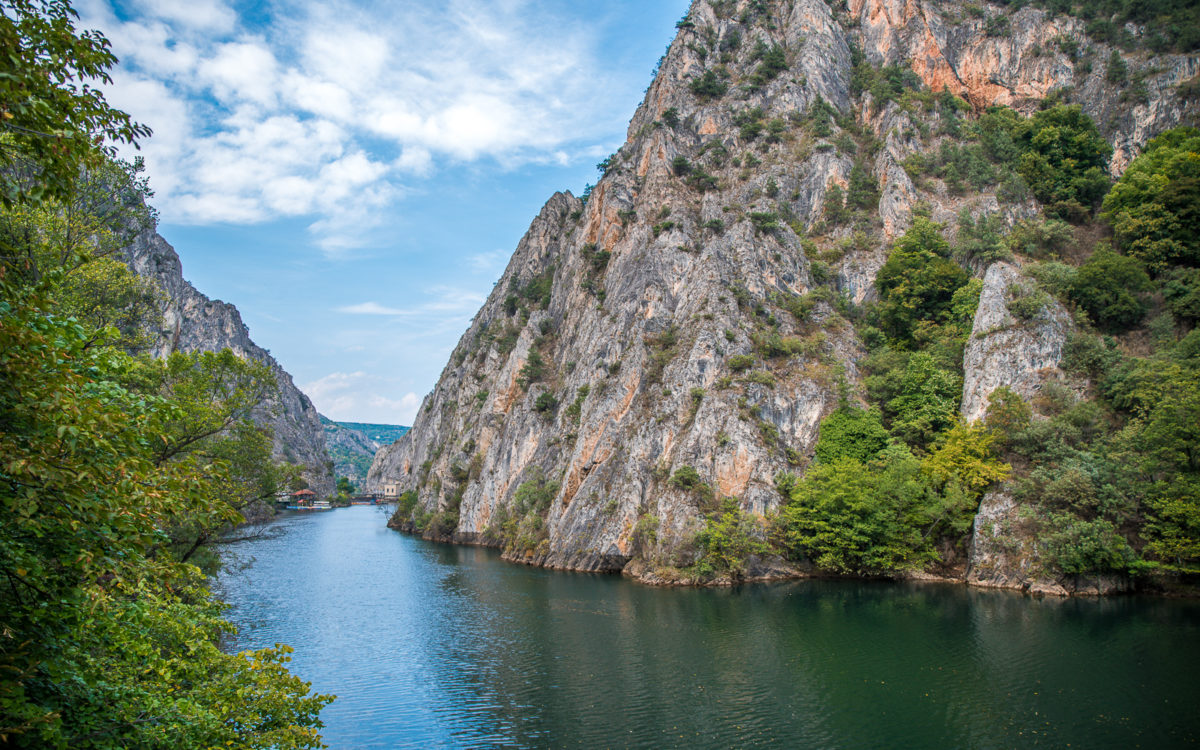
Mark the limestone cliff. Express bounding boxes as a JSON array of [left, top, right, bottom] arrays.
[[123, 228, 334, 498], [369, 0, 1198, 587]]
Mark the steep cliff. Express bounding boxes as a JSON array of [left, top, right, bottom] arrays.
[[123, 228, 334, 498], [370, 0, 1198, 588]]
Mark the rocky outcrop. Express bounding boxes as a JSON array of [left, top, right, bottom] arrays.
[[960, 262, 1070, 423], [967, 488, 1132, 596], [123, 228, 334, 497], [370, 0, 1197, 588], [849, 0, 1200, 172]]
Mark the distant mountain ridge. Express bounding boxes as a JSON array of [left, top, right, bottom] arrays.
[[320, 417, 408, 482]]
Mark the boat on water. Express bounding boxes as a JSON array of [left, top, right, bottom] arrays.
[[287, 500, 333, 511]]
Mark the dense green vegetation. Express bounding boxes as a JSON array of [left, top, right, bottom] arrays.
[[0, 2, 330, 746], [778, 113, 1200, 582], [330, 421, 409, 446], [774, 216, 1003, 575]]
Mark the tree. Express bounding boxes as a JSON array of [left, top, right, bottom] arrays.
[[0, 2, 329, 741], [0, 0, 151, 205], [1070, 245, 1152, 331], [813, 405, 891, 464], [1101, 127, 1200, 272], [1010, 104, 1112, 215], [874, 218, 969, 344], [885, 352, 963, 447]]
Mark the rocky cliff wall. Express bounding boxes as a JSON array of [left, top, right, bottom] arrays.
[[123, 228, 334, 498], [369, 0, 1198, 587]]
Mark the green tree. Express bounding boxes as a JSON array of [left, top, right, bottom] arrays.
[[1101, 127, 1200, 272], [874, 218, 969, 344], [813, 405, 891, 464], [779, 447, 943, 575], [0, 0, 150, 205], [1010, 104, 1112, 215], [1070, 245, 1152, 331]]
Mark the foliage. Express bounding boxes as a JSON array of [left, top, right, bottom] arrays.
[[0, 281, 330, 747], [747, 43, 788, 89], [923, 422, 1011, 496], [727, 353, 755, 372], [534, 391, 559, 416], [1025, 0, 1200, 52], [1101, 127, 1200, 272], [1006, 216, 1074, 259], [1069, 245, 1152, 331], [0, 0, 151, 205], [518, 349, 547, 389], [1011, 104, 1112, 215], [0, 7, 331, 741], [688, 70, 727, 100], [670, 465, 704, 491], [883, 352, 964, 447], [778, 447, 967, 575], [874, 218, 970, 344], [693, 498, 769, 578], [813, 405, 891, 464], [395, 490, 420, 519]]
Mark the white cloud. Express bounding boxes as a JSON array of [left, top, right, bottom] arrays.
[[337, 302, 407, 315], [130, 0, 236, 32], [301, 371, 420, 423], [336, 287, 486, 317], [81, 0, 631, 253]]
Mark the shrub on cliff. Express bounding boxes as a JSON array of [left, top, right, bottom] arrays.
[[874, 218, 970, 344], [1102, 127, 1200, 272], [1011, 104, 1112, 216]]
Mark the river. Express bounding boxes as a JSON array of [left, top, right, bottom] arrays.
[[216, 505, 1199, 749]]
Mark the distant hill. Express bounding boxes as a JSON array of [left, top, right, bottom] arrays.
[[332, 421, 409, 446], [319, 417, 409, 484]]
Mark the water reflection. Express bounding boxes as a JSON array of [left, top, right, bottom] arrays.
[[218, 507, 1200, 749]]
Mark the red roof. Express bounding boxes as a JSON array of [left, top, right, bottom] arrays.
[[291, 489, 316, 497]]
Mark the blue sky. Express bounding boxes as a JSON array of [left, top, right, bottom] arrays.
[[80, 0, 690, 424]]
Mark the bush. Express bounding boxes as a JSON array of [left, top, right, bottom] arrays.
[[1101, 127, 1200, 272], [1069, 246, 1152, 331], [1006, 217, 1074, 259], [1007, 282, 1051, 321], [814, 405, 891, 464], [670, 465, 704, 490], [519, 349, 548, 388], [534, 391, 559, 415], [693, 498, 769, 578], [689, 70, 727, 100], [750, 211, 779, 232], [727, 354, 755, 372]]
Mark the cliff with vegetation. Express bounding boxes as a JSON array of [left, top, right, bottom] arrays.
[[122, 229, 334, 498], [370, 0, 1200, 594]]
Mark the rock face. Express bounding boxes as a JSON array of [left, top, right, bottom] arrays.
[[960, 262, 1070, 423], [123, 228, 334, 498], [369, 0, 1198, 587]]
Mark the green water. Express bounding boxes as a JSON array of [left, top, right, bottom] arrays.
[[218, 506, 1199, 748]]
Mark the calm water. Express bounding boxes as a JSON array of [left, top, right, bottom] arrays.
[[217, 506, 1200, 749]]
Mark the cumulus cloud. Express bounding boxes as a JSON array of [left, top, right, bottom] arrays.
[[79, 0, 629, 253], [302, 371, 421, 423]]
